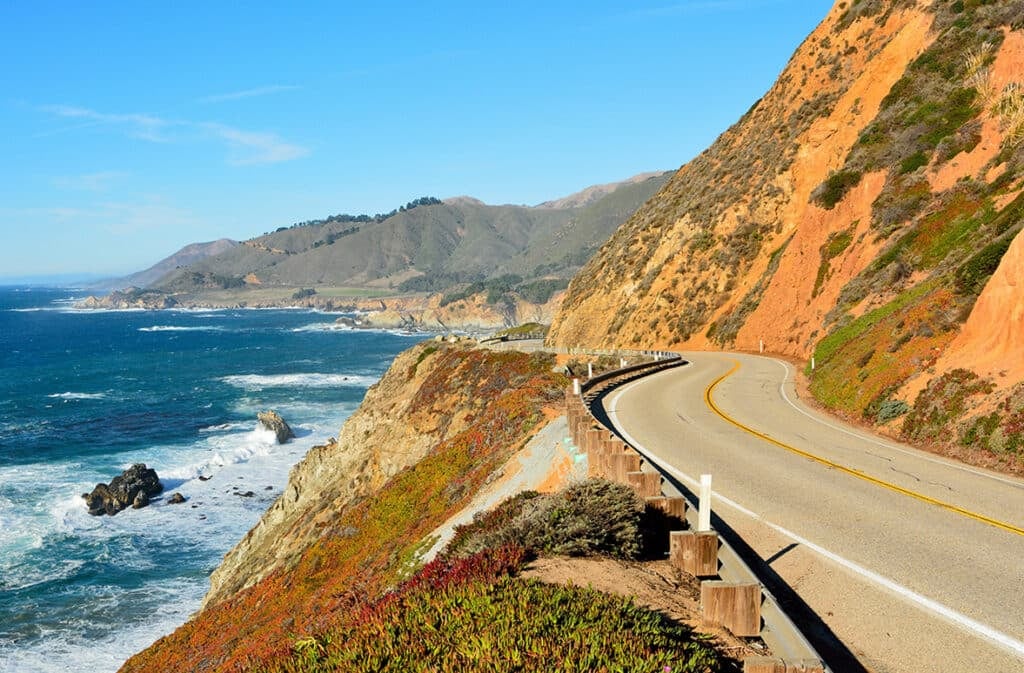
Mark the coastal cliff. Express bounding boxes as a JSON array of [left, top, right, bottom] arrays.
[[203, 339, 520, 606], [120, 341, 566, 671], [550, 0, 1024, 471]]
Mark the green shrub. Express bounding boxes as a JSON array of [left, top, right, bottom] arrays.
[[902, 369, 994, 441], [444, 479, 646, 560], [955, 234, 1015, 295], [516, 278, 568, 304], [813, 169, 863, 209], [876, 399, 911, 423], [899, 151, 929, 174]]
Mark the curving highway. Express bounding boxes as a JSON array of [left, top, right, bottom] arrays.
[[603, 352, 1024, 673]]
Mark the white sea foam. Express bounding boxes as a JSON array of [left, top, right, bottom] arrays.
[[290, 322, 354, 332], [47, 392, 107, 400], [220, 372, 379, 390], [198, 421, 250, 433], [0, 576, 204, 673], [138, 325, 225, 332]]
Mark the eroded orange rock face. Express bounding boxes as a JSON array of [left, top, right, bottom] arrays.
[[930, 226, 1024, 389], [550, 3, 1024, 463], [549, 5, 935, 355]]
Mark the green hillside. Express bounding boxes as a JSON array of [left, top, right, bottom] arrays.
[[152, 172, 671, 294]]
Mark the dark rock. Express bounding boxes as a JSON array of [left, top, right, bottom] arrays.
[[132, 491, 149, 509], [167, 492, 186, 504], [257, 410, 295, 444], [82, 463, 163, 516], [235, 490, 255, 498]]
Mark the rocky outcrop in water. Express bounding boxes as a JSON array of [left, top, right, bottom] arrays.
[[77, 288, 179, 310], [258, 410, 295, 444], [82, 463, 164, 516]]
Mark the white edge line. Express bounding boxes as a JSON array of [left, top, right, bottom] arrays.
[[605, 373, 1024, 661], [767, 357, 1024, 489]]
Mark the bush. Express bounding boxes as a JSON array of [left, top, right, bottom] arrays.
[[813, 169, 863, 209], [516, 278, 569, 304], [876, 399, 911, 423], [899, 150, 930, 174], [902, 369, 994, 441], [443, 479, 645, 560], [955, 233, 1015, 295]]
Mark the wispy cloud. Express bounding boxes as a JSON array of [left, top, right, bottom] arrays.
[[0, 199, 198, 234], [53, 170, 128, 192], [41, 104, 173, 141], [95, 198, 200, 236], [202, 123, 310, 165], [199, 84, 300, 103], [38, 104, 309, 166]]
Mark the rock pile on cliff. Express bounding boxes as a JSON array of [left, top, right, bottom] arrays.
[[82, 463, 163, 516]]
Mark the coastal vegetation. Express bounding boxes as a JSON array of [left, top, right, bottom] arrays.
[[120, 344, 735, 671]]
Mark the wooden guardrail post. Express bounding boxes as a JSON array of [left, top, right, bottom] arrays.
[[700, 581, 761, 637], [625, 470, 661, 497], [611, 451, 641, 483], [645, 495, 687, 523], [669, 531, 718, 577]]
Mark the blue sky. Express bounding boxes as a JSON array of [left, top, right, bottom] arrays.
[[1, 0, 831, 280]]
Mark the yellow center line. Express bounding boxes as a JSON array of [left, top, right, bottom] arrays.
[[704, 360, 1024, 537]]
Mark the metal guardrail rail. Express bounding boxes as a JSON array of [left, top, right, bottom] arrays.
[[567, 353, 828, 672]]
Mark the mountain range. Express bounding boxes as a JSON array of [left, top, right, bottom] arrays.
[[103, 172, 672, 298]]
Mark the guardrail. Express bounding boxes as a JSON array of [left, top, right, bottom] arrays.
[[565, 355, 827, 673]]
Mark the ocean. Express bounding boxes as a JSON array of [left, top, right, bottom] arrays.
[[0, 287, 421, 672]]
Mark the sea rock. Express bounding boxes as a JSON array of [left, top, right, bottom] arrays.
[[258, 410, 295, 444], [167, 492, 186, 504], [82, 463, 163, 516], [132, 491, 148, 509]]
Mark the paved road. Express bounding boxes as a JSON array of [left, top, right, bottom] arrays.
[[603, 352, 1024, 673]]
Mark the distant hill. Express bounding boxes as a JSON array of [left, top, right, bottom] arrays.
[[537, 172, 668, 209], [95, 239, 239, 290], [153, 172, 671, 294]]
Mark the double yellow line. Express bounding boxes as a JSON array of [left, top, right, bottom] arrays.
[[704, 360, 1024, 537]]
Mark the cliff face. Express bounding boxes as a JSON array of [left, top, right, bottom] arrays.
[[204, 339, 530, 606], [122, 342, 565, 671], [353, 290, 565, 332], [550, 0, 1024, 469]]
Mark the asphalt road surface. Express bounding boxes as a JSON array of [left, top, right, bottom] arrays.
[[603, 352, 1024, 673]]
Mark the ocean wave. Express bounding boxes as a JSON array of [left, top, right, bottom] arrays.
[[0, 575, 204, 673], [197, 422, 250, 433], [219, 372, 379, 390], [46, 392, 107, 401], [290, 322, 355, 333], [138, 325, 225, 333]]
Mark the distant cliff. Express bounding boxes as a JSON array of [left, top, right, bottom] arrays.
[[550, 0, 1024, 472]]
